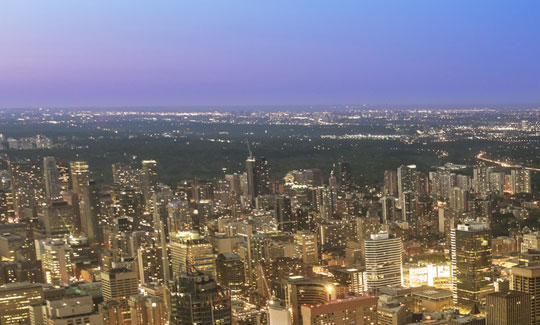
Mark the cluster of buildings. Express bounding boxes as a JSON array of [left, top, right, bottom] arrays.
[[0, 134, 54, 151], [0, 150, 536, 325]]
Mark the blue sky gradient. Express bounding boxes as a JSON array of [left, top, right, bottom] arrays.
[[1, 1, 539, 108]]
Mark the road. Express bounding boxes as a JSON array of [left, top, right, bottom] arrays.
[[476, 152, 540, 171]]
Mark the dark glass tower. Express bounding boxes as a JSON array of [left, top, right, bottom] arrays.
[[170, 269, 231, 325]]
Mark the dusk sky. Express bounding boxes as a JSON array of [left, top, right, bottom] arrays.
[[1, 1, 540, 108]]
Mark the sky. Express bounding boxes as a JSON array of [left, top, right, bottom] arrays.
[[1, 1, 540, 109]]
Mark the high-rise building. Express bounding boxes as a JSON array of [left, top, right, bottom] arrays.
[[380, 196, 397, 224], [511, 168, 531, 194], [42, 157, 62, 201], [397, 164, 419, 208], [364, 231, 402, 290], [0, 282, 44, 325], [280, 276, 334, 325], [245, 156, 270, 202], [142, 160, 158, 203], [275, 195, 295, 232], [129, 294, 167, 325], [293, 230, 318, 264], [451, 222, 493, 314], [69, 161, 90, 198], [169, 269, 231, 325], [70, 161, 100, 242], [333, 161, 352, 193], [100, 267, 139, 324], [39, 240, 73, 286], [169, 231, 215, 277], [216, 253, 245, 297], [137, 238, 164, 285], [511, 263, 540, 324], [29, 294, 103, 325], [384, 170, 398, 196], [485, 290, 530, 325], [300, 295, 378, 325], [449, 187, 469, 213], [9, 160, 45, 217]]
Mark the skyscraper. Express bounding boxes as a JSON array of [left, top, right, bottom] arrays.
[[511, 264, 540, 324], [333, 161, 352, 193], [511, 168, 531, 194], [100, 267, 139, 324], [42, 156, 61, 201], [142, 160, 158, 202], [451, 222, 493, 314], [0, 282, 44, 325], [275, 195, 295, 232], [169, 231, 215, 277], [216, 253, 245, 297], [245, 156, 270, 203], [9, 160, 45, 217], [486, 290, 530, 325], [364, 231, 403, 290], [169, 269, 231, 325], [39, 240, 73, 286]]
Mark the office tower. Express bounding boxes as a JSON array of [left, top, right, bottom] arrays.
[[355, 216, 381, 258], [511, 264, 540, 324], [451, 222, 493, 314], [9, 160, 45, 217], [384, 170, 398, 196], [112, 163, 142, 190], [364, 231, 402, 290], [280, 276, 334, 325], [169, 269, 231, 325], [268, 299, 292, 325], [39, 240, 73, 286], [111, 186, 144, 227], [449, 187, 469, 214], [169, 231, 215, 277], [38, 201, 78, 238], [522, 232, 540, 252], [329, 266, 365, 294], [275, 195, 295, 232], [70, 161, 100, 242], [43, 156, 61, 201], [69, 161, 89, 198], [216, 253, 245, 297], [333, 161, 352, 193], [137, 239, 164, 285], [129, 295, 167, 325], [485, 290, 530, 325], [191, 179, 214, 202], [397, 164, 418, 208], [301, 295, 378, 325], [30, 294, 103, 325], [142, 160, 158, 202], [83, 180, 101, 242], [293, 230, 318, 264], [55, 161, 71, 192], [0, 282, 44, 325], [511, 168, 531, 194], [245, 156, 270, 202], [304, 169, 323, 187], [319, 220, 357, 254], [101, 267, 138, 324]]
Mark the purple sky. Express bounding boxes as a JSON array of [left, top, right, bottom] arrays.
[[1, 1, 540, 108]]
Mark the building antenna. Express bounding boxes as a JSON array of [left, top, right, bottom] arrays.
[[246, 138, 253, 157]]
